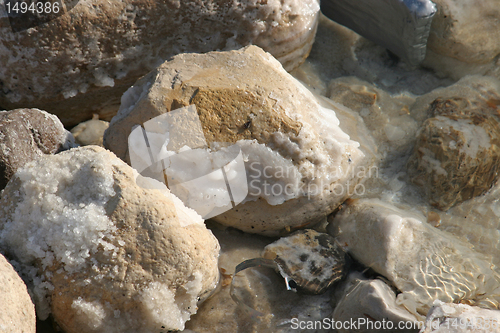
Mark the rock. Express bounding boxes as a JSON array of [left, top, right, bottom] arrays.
[[332, 273, 420, 333], [424, 0, 500, 80], [0, 253, 36, 333], [0, 0, 320, 128], [71, 115, 110, 147], [104, 45, 375, 236], [185, 224, 335, 333], [329, 199, 500, 316], [0, 146, 220, 333], [0, 108, 75, 191], [262, 229, 347, 294], [421, 301, 500, 333], [407, 77, 500, 210]]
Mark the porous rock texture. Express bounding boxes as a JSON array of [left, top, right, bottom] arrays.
[[0, 146, 220, 333], [424, 0, 500, 80], [104, 45, 374, 236], [0, 108, 75, 191], [0, 253, 36, 333], [329, 199, 500, 317], [0, 0, 320, 127], [407, 76, 500, 210]]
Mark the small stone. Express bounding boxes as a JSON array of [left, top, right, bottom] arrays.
[[262, 229, 347, 294], [421, 301, 500, 333], [104, 46, 374, 236], [0, 146, 220, 333], [329, 199, 500, 316], [0, 253, 36, 333], [332, 273, 420, 333], [407, 93, 500, 211], [70, 115, 110, 147], [0, 0, 320, 127], [0, 108, 75, 191]]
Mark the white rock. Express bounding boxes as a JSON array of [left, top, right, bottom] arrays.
[[420, 301, 500, 333], [329, 199, 500, 316]]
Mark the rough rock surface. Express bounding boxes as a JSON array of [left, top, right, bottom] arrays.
[[70, 116, 109, 147], [262, 229, 347, 294], [407, 78, 500, 210], [424, 0, 500, 80], [332, 273, 419, 333], [0, 108, 75, 191], [0, 146, 220, 333], [0, 253, 36, 333], [104, 45, 374, 235], [0, 0, 320, 127], [329, 199, 500, 316], [421, 301, 500, 333]]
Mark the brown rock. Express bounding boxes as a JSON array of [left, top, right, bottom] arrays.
[[0, 253, 36, 333], [0, 0, 320, 128], [104, 46, 374, 235], [407, 95, 500, 211], [0, 108, 75, 190], [0, 146, 220, 332]]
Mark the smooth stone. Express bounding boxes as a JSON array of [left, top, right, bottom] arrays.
[[0, 146, 220, 332], [262, 229, 347, 294], [421, 301, 500, 333], [0, 108, 75, 191], [328, 198, 500, 317], [424, 0, 500, 80], [407, 76, 500, 210], [332, 273, 420, 333], [70, 115, 110, 147], [104, 45, 375, 236], [0, 253, 36, 333], [0, 0, 320, 128]]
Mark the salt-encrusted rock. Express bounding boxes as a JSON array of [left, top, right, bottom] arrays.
[[0, 253, 36, 333], [332, 273, 420, 333], [0, 0, 320, 128], [424, 0, 500, 80], [262, 229, 347, 294], [0, 146, 220, 333], [407, 78, 500, 211], [70, 115, 110, 147], [421, 301, 500, 333], [104, 45, 374, 235], [329, 199, 500, 316], [0, 108, 75, 191]]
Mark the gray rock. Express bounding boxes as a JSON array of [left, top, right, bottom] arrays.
[[0, 253, 36, 333], [0, 108, 75, 191]]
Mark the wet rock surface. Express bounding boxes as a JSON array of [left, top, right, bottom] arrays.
[[262, 229, 347, 295], [0, 108, 75, 191], [329, 199, 500, 316], [104, 45, 374, 236], [0, 253, 36, 333], [407, 79, 500, 210], [0, 0, 320, 128], [0, 146, 220, 333]]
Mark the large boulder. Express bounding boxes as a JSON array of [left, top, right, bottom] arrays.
[[0, 108, 75, 191], [0, 253, 36, 333], [0, 0, 320, 127], [0, 146, 220, 333], [104, 45, 375, 236]]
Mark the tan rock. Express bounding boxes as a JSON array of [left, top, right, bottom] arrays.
[[104, 45, 375, 235], [424, 0, 500, 80], [0, 253, 36, 333], [70, 115, 109, 147], [407, 76, 500, 211], [0, 146, 220, 332], [0, 0, 320, 128]]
